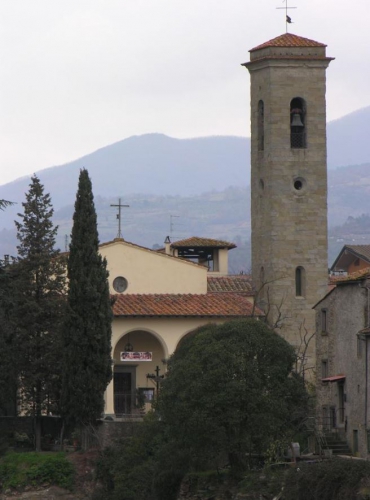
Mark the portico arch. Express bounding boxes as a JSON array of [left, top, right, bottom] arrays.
[[110, 330, 166, 416]]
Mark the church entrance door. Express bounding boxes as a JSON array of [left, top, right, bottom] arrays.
[[114, 372, 132, 415]]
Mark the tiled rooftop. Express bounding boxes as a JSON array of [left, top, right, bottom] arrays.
[[344, 245, 370, 262], [171, 237, 236, 249], [250, 33, 326, 52], [330, 267, 370, 284], [113, 293, 263, 317], [207, 275, 253, 295]]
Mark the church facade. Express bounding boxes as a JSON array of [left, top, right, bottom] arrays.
[[100, 237, 261, 417]]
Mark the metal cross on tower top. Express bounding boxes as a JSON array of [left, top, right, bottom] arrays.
[[110, 198, 129, 239], [276, 0, 297, 33]]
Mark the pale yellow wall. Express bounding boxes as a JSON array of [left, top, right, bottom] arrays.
[[105, 316, 225, 414], [100, 240, 208, 295], [208, 248, 229, 275]]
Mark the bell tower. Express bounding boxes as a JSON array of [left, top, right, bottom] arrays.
[[243, 34, 334, 371]]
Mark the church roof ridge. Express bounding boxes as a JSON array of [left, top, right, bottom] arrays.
[[250, 33, 326, 52]]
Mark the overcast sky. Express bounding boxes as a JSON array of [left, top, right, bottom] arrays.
[[1, 0, 369, 186]]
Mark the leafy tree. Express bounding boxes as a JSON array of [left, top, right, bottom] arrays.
[[60, 169, 112, 430], [158, 319, 308, 476], [13, 175, 66, 450]]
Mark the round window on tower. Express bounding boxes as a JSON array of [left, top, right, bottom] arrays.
[[113, 276, 128, 293], [293, 177, 306, 192]]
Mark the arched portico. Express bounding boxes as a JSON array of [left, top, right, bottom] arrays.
[[105, 329, 166, 416]]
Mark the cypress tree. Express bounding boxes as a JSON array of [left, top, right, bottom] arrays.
[[13, 175, 66, 450], [61, 169, 112, 429]]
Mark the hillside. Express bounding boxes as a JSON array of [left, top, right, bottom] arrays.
[[1, 107, 370, 269]]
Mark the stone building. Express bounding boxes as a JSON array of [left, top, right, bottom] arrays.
[[243, 33, 334, 373], [315, 267, 370, 457]]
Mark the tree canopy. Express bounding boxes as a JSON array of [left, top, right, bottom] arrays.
[[12, 175, 66, 449], [158, 319, 308, 474], [61, 169, 112, 428]]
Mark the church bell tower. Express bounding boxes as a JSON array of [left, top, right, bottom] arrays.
[[243, 34, 334, 369]]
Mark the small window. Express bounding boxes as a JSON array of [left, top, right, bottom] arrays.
[[321, 309, 327, 334], [290, 97, 306, 149], [357, 336, 362, 358], [321, 359, 328, 379], [113, 276, 128, 293], [295, 266, 305, 297], [258, 100, 264, 151]]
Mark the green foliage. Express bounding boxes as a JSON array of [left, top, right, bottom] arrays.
[[95, 412, 185, 500], [0, 452, 74, 491], [96, 414, 161, 500], [10, 176, 66, 425], [61, 169, 112, 426], [0, 259, 18, 416], [0, 199, 15, 211], [284, 459, 370, 500], [157, 319, 308, 476]]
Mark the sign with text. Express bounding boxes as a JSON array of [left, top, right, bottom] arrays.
[[120, 351, 152, 361]]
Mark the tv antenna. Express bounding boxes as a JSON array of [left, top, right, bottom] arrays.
[[110, 198, 130, 238], [277, 0, 297, 33], [170, 215, 180, 234]]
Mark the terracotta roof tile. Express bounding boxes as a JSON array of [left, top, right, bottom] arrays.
[[330, 266, 370, 284], [207, 275, 253, 295], [171, 237, 236, 249], [344, 245, 370, 262], [250, 33, 326, 52], [113, 293, 263, 318]]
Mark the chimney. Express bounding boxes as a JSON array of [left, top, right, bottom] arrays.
[[164, 236, 171, 255]]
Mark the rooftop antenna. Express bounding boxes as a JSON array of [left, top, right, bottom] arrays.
[[110, 198, 130, 239], [64, 234, 69, 252], [170, 215, 180, 234], [277, 0, 297, 33]]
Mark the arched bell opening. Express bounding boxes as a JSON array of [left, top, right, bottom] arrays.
[[113, 331, 166, 415], [290, 97, 306, 149]]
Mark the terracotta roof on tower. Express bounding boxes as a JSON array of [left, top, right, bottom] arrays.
[[207, 275, 253, 295], [113, 293, 263, 317], [250, 33, 326, 52], [171, 237, 236, 249]]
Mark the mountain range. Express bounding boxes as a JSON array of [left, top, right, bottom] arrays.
[[1, 106, 370, 268]]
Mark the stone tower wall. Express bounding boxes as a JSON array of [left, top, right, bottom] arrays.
[[246, 45, 333, 373]]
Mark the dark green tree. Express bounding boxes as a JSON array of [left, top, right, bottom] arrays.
[[60, 169, 112, 430], [0, 199, 15, 211], [13, 175, 66, 450], [0, 258, 18, 416], [157, 319, 308, 476]]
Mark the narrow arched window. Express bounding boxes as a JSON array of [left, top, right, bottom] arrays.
[[290, 97, 306, 149], [295, 266, 305, 297], [258, 100, 264, 151]]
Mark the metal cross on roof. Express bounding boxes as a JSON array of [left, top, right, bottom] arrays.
[[276, 0, 297, 33], [110, 198, 129, 239]]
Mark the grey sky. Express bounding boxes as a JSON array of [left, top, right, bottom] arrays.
[[1, 0, 369, 186]]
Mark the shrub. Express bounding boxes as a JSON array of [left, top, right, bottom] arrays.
[[0, 452, 74, 492], [284, 458, 370, 500]]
